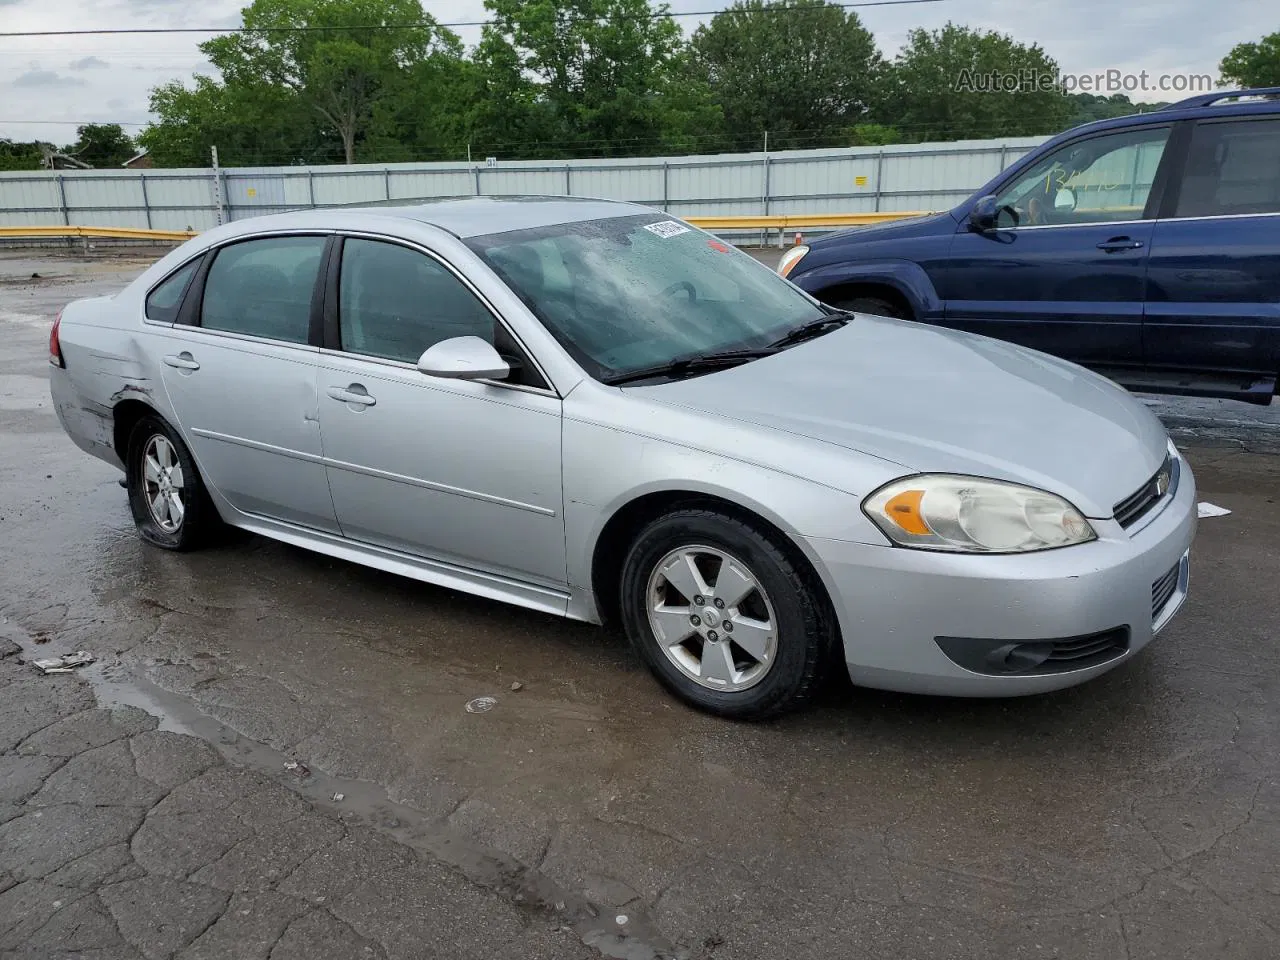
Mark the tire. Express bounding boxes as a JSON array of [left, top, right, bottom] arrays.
[[619, 509, 834, 720], [833, 296, 908, 320], [126, 414, 219, 551]]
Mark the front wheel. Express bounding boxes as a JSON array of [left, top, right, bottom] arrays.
[[620, 509, 834, 719], [126, 415, 218, 551]]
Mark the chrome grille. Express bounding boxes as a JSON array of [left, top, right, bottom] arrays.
[[1115, 455, 1174, 529]]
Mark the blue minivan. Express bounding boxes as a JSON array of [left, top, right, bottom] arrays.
[[780, 87, 1280, 404]]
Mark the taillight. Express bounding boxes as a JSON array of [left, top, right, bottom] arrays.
[[49, 311, 65, 368]]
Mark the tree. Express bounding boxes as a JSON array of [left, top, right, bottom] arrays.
[[0, 139, 45, 171], [884, 23, 1073, 142], [140, 76, 333, 167], [67, 124, 135, 167], [1220, 31, 1280, 89], [201, 0, 461, 163], [1065, 93, 1168, 128], [477, 0, 720, 157], [690, 0, 883, 151]]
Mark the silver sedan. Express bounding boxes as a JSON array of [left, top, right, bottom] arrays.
[[49, 198, 1196, 718]]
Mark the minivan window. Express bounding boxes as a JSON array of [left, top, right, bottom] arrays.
[[200, 236, 326, 344], [144, 259, 199, 324], [1175, 118, 1280, 218], [995, 127, 1171, 227]]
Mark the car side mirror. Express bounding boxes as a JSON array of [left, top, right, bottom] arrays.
[[968, 195, 1000, 232], [416, 336, 510, 381], [1053, 187, 1078, 212], [969, 194, 1019, 232]]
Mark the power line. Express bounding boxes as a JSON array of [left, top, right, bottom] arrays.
[[0, 0, 955, 39]]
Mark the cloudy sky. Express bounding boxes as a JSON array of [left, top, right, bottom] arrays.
[[0, 0, 1270, 148]]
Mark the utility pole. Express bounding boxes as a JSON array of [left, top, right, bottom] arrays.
[[211, 146, 225, 226], [761, 131, 770, 246]]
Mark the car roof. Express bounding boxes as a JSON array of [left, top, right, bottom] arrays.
[[213, 196, 652, 241], [1049, 89, 1280, 142]]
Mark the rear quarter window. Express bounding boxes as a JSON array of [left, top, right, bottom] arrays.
[[144, 259, 200, 324]]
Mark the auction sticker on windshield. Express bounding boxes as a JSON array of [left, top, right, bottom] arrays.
[[643, 221, 691, 239]]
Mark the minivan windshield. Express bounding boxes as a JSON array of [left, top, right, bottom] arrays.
[[467, 215, 828, 382]]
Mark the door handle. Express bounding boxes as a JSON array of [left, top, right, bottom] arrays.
[[1096, 237, 1144, 252], [326, 384, 376, 407], [162, 352, 200, 371]]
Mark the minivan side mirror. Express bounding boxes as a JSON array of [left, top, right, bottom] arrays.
[[969, 194, 1018, 232], [416, 336, 511, 381]]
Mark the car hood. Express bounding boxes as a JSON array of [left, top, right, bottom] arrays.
[[811, 210, 957, 247], [629, 317, 1168, 518]]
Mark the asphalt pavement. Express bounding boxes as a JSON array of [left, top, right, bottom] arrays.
[[1, 249, 1278, 960]]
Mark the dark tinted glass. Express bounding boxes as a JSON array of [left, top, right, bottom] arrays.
[[201, 236, 325, 343], [1176, 119, 1280, 218], [338, 238, 495, 363], [144, 259, 199, 323]]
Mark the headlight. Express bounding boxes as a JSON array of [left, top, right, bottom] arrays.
[[777, 244, 809, 278], [863, 475, 1095, 553]]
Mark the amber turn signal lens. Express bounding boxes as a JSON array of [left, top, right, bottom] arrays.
[[883, 489, 931, 535]]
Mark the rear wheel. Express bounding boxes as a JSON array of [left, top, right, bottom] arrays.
[[126, 415, 218, 551], [832, 295, 908, 320], [620, 509, 833, 719]]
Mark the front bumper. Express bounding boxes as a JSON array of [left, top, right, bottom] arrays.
[[805, 456, 1197, 696]]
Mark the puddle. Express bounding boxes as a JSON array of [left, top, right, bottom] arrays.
[[8, 624, 686, 960]]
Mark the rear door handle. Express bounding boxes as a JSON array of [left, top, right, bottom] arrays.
[[162, 352, 200, 371], [326, 384, 376, 407], [1096, 237, 1144, 252]]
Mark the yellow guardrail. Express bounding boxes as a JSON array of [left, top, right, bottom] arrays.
[[684, 212, 927, 230], [0, 212, 927, 244], [0, 225, 198, 242]]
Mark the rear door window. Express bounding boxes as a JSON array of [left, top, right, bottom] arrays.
[[1174, 118, 1280, 218], [200, 236, 326, 344]]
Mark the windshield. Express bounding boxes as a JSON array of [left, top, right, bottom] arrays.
[[466, 214, 827, 381]]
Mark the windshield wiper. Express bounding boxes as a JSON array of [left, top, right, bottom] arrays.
[[601, 348, 777, 386], [769, 311, 851, 350]]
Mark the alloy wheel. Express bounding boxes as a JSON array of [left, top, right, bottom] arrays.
[[645, 544, 779, 692]]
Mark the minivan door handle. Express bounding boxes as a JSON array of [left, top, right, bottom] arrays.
[[326, 384, 376, 407], [1096, 237, 1144, 252], [162, 352, 200, 371]]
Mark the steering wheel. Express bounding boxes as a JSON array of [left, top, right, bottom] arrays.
[[660, 280, 697, 301]]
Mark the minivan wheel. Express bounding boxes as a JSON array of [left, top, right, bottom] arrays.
[[620, 509, 832, 719], [126, 415, 217, 551], [834, 296, 907, 320]]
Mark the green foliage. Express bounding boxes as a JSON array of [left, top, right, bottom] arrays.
[[477, 0, 718, 157], [847, 123, 900, 146], [67, 124, 136, 167], [138, 0, 1188, 168], [691, 0, 883, 151], [1065, 93, 1169, 128], [884, 23, 1074, 142], [1220, 32, 1280, 89], [0, 139, 45, 171]]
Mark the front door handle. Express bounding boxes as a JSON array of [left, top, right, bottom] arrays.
[[326, 384, 376, 407], [1096, 237, 1144, 252], [162, 352, 200, 371]]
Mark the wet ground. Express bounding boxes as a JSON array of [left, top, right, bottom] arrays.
[[2, 250, 1279, 959]]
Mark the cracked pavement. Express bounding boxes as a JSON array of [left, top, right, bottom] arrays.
[[1, 249, 1279, 959]]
